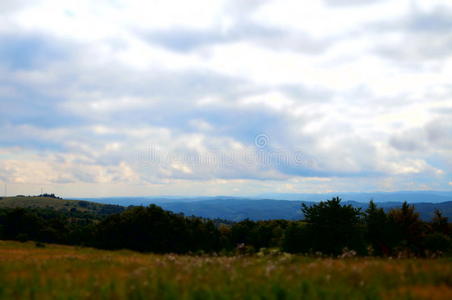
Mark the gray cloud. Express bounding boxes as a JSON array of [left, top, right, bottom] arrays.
[[389, 130, 427, 152], [144, 23, 334, 55], [368, 6, 452, 63], [389, 118, 452, 152]]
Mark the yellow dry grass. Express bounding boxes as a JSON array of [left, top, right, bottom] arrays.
[[0, 240, 451, 300]]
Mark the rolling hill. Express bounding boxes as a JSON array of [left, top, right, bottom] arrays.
[[0, 195, 124, 216]]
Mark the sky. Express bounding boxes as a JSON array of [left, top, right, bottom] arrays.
[[1, 0, 452, 197]]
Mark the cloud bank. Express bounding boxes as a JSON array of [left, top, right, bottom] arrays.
[[1, 0, 451, 196]]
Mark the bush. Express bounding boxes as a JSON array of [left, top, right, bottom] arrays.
[[281, 222, 309, 253], [16, 233, 29, 242], [423, 233, 451, 254], [35, 241, 46, 248]]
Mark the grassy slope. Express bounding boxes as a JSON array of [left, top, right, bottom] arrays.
[[0, 196, 106, 213], [0, 241, 451, 300]]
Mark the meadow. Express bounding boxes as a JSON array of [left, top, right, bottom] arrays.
[[0, 241, 451, 300]]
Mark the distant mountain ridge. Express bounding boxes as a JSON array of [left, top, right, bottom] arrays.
[[155, 199, 452, 222], [80, 191, 452, 206], [79, 191, 452, 222], [255, 191, 452, 203]]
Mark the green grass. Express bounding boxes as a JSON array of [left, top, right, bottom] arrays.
[[0, 241, 451, 299]]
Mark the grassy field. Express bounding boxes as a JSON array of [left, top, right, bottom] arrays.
[[0, 241, 451, 300]]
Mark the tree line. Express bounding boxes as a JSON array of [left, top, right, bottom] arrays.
[[0, 197, 450, 256]]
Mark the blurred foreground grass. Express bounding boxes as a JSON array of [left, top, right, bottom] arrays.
[[0, 240, 451, 300]]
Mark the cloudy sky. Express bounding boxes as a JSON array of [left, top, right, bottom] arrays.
[[1, 0, 452, 197]]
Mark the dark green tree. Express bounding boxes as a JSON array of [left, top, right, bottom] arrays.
[[388, 201, 425, 255], [364, 200, 395, 256], [431, 209, 449, 236], [422, 209, 452, 254], [301, 197, 365, 255]]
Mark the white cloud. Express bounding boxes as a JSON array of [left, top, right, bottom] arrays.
[[239, 91, 294, 111], [1, 0, 452, 196], [189, 119, 214, 131], [10, 0, 227, 40], [64, 96, 156, 113], [251, 0, 408, 37]]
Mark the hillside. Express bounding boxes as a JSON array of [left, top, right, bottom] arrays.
[[0, 195, 124, 216]]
